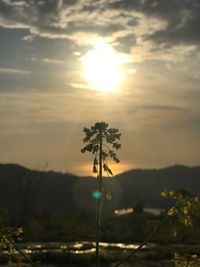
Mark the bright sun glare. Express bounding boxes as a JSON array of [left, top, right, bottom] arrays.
[[82, 41, 124, 92]]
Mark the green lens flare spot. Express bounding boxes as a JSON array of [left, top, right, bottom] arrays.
[[93, 191, 101, 199]]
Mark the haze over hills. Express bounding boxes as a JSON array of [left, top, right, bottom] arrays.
[[0, 163, 200, 217]]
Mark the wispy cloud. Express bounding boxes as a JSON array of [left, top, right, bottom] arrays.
[[0, 67, 30, 74], [69, 82, 95, 90], [43, 58, 64, 64]]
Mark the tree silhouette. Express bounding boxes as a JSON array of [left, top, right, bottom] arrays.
[[81, 122, 121, 267]]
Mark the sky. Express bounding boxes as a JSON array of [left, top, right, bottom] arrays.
[[0, 0, 200, 176]]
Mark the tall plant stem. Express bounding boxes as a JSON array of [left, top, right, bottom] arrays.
[[96, 129, 102, 267]]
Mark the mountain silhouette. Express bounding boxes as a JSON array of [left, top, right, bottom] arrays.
[[0, 163, 200, 217]]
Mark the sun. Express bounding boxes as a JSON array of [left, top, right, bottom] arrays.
[[82, 41, 123, 92]]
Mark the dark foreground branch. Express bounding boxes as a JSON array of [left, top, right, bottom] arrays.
[[113, 213, 169, 267], [9, 238, 38, 266]]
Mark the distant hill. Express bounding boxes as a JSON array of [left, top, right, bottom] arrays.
[[115, 165, 200, 209], [0, 163, 200, 218]]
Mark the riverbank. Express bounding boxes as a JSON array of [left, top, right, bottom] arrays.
[[1, 241, 199, 266], [0, 261, 176, 267]]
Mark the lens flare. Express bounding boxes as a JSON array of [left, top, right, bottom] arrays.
[[93, 191, 101, 199]]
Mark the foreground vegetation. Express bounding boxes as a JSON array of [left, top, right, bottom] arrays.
[[1, 209, 200, 245], [1, 206, 200, 266], [1, 123, 200, 266], [0, 239, 200, 266]]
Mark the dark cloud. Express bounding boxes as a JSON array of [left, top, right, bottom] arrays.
[[34, 0, 61, 15], [114, 33, 137, 53], [0, 0, 76, 37], [108, 0, 183, 19], [148, 7, 200, 45], [109, 0, 200, 45], [67, 21, 125, 36], [30, 0, 79, 14], [108, 0, 200, 20], [82, 3, 104, 13], [0, 0, 125, 43], [127, 17, 138, 27], [0, 0, 198, 48]]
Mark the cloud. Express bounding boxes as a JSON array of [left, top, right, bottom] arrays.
[[109, 0, 200, 46], [43, 58, 64, 64], [1, 0, 26, 6], [0, 0, 199, 62], [22, 34, 35, 42], [0, 91, 124, 127], [0, 67, 30, 74], [114, 33, 137, 53], [0, 0, 161, 43], [69, 82, 95, 90], [148, 7, 200, 45]]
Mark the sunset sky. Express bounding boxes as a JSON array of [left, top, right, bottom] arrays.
[[0, 0, 200, 176]]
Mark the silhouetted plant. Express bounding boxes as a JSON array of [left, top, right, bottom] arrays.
[[81, 122, 121, 267], [0, 226, 23, 265], [162, 188, 200, 267], [113, 188, 200, 267], [0, 220, 39, 266]]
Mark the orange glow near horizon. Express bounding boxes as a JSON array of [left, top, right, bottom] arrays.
[[77, 161, 135, 177]]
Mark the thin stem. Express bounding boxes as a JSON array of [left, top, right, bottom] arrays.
[[9, 238, 36, 266], [113, 214, 169, 267], [113, 202, 180, 267], [96, 129, 103, 267]]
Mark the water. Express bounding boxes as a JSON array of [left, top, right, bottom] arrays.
[[1, 242, 158, 266], [114, 207, 165, 216], [5, 241, 149, 255]]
